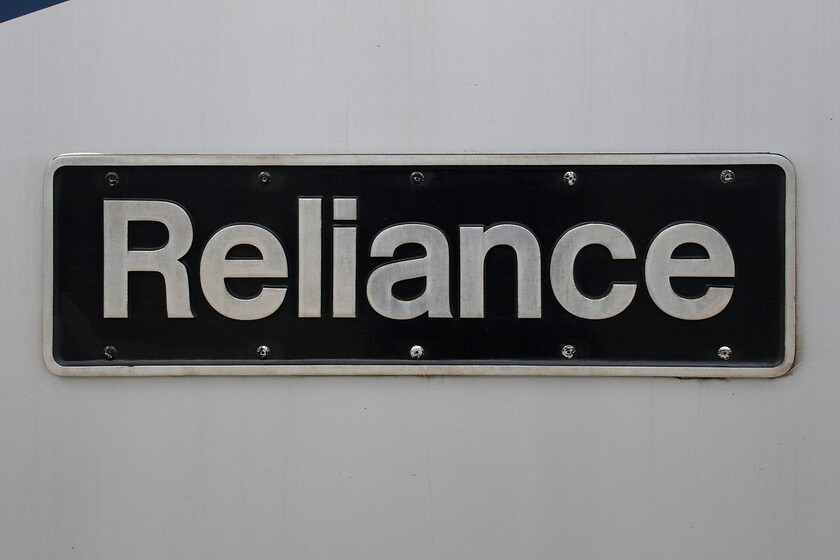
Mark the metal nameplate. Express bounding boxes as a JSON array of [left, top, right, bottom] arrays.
[[44, 154, 795, 377]]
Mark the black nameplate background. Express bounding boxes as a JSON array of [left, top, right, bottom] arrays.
[[51, 163, 787, 368]]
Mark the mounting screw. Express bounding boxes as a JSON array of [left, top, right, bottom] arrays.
[[258, 171, 272, 185], [720, 169, 735, 184], [561, 344, 576, 359], [717, 346, 732, 360], [410, 345, 425, 359], [563, 171, 578, 187], [409, 171, 425, 186], [103, 345, 117, 360], [257, 345, 271, 360], [104, 171, 120, 187]]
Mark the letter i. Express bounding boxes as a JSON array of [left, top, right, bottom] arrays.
[[332, 198, 357, 317], [298, 197, 322, 317]]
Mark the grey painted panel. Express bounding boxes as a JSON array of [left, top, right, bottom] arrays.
[[0, 1, 837, 558]]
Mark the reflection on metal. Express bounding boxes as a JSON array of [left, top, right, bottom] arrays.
[[563, 170, 578, 186], [410, 345, 424, 359], [256, 345, 271, 360], [718, 346, 732, 360], [562, 345, 576, 359], [720, 169, 735, 184], [102, 346, 117, 360]]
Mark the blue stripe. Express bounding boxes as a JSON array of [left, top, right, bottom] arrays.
[[0, 0, 69, 24]]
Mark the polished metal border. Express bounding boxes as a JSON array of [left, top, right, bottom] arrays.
[[43, 153, 795, 377]]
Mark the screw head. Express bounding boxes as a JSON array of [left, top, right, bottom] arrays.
[[562, 171, 578, 187], [258, 171, 272, 185], [103, 345, 117, 360], [410, 345, 424, 359], [409, 171, 425, 186], [257, 345, 271, 360], [561, 344, 576, 359], [717, 346, 732, 360], [104, 171, 120, 187], [720, 169, 735, 184]]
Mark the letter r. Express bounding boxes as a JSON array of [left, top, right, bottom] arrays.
[[103, 199, 194, 318]]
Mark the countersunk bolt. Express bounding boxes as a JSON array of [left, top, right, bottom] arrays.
[[104, 171, 120, 187], [257, 345, 271, 360], [409, 171, 425, 186], [720, 169, 735, 184], [563, 171, 578, 187], [103, 345, 117, 360], [258, 171, 272, 185], [717, 346, 732, 360], [561, 344, 576, 359], [410, 345, 425, 359]]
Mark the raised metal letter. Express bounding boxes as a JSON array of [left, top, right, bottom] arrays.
[[550, 223, 637, 319], [103, 199, 194, 318], [645, 222, 735, 320], [200, 224, 288, 320], [367, 223, 452, 320], [332, 198, 357, 318], [298, 198, 322, 318], [459, 224, 541, 318]]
